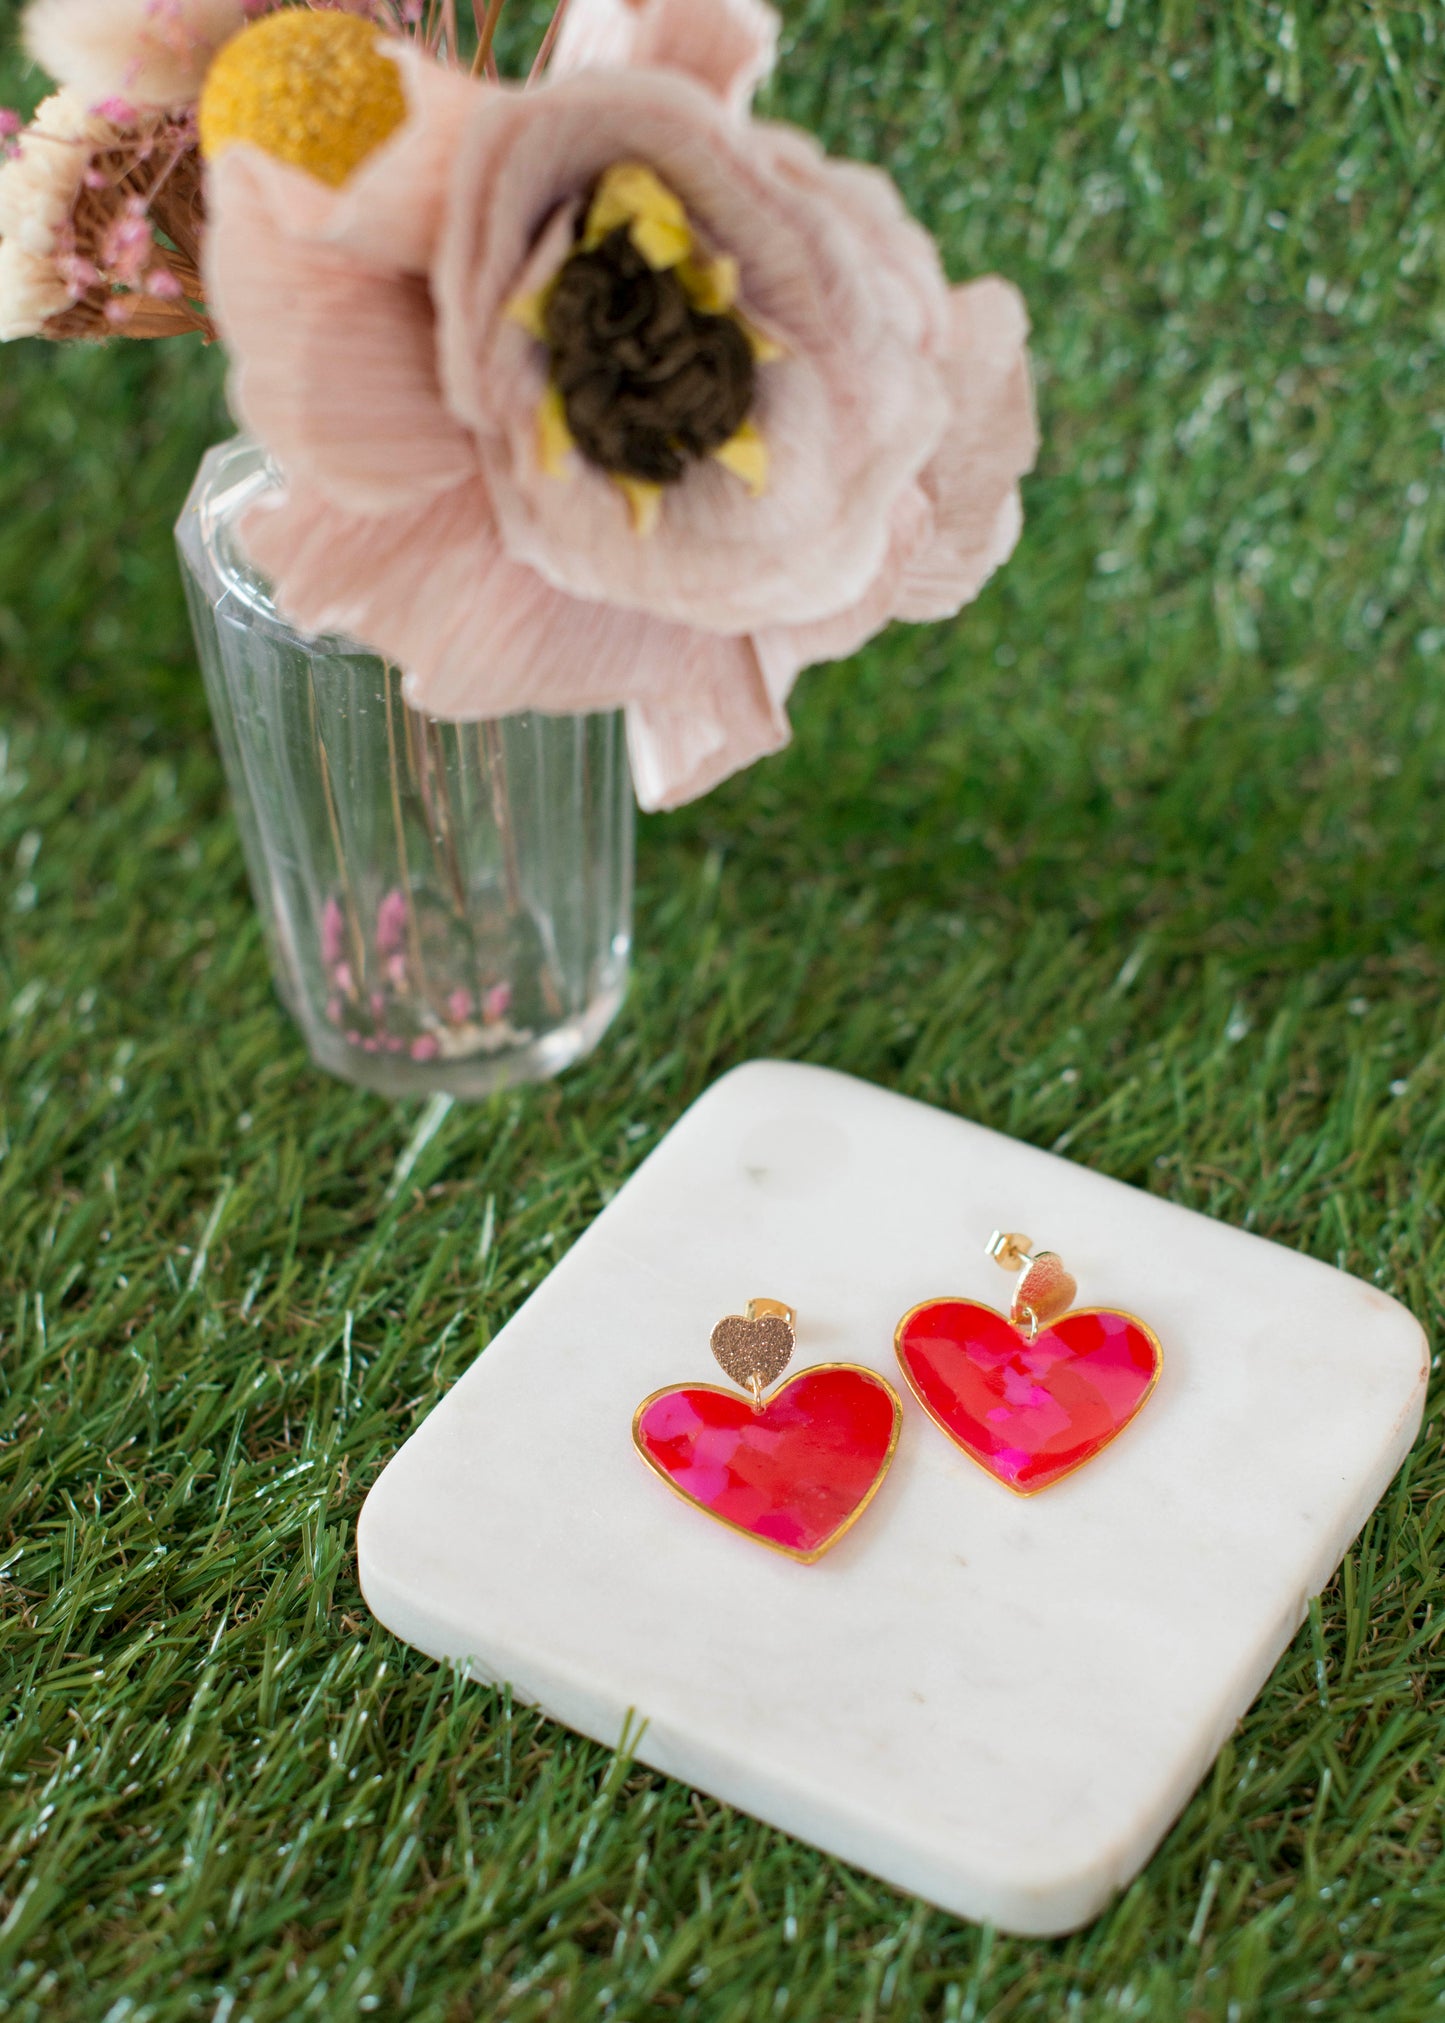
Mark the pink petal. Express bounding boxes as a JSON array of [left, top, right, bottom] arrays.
[[625, 632, 798, 810], [892, 278, 1038, 621], [320, 47, 481, 275], [240, 476, 683, 708], [207, 147, 475, 513], [550, 0, 779, 116], [766, 483, 933, 668], [237, 477, 585, 712], [239, 477, 798, 811]]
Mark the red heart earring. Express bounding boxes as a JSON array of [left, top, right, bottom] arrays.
[[894, 1232, 1162, 1494], [633, 1299, 902, 1562]]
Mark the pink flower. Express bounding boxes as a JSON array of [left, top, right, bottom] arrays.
[[320, 893, 346, 966], [482, 981, 512, 1022], [205, 0, 1035, 809], [375, 884, 409, 953], [100, 195, 155, 284], [446, 986, 473, 1022]]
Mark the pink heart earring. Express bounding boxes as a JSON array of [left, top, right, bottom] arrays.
[[633, 1299, 902, 1562], [894, 1232, 1162, 1494]]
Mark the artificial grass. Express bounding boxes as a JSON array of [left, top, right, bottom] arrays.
[[1, 0, 1443, 2015]]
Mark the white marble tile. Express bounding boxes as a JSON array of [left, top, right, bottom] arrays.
[[357, 1062, 1427, 1935]]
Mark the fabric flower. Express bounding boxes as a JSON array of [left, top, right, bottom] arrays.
[[23, 0, 248, 113], [0, 89, 118, 338], [204, 0, 1036, 809]]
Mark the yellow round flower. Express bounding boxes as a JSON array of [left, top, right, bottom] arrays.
[[199, 10, 406, 189]]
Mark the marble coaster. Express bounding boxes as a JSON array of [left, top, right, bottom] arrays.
[[357, 1062, 1427, 1935]]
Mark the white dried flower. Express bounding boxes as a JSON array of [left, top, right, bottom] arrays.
[[0, 88, 116, 338], [0, 89, 107, 241], [0, 239, 73, 338], [23, 0, 248, 112]]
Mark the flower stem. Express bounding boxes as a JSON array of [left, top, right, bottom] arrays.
[[528, 0, 572, 82], [422, 714, 470, 922], [384, 669, 433, 1006], [471, 0, 507, 78], [478, 721, 524, 917], [312, 678, 367, 999]]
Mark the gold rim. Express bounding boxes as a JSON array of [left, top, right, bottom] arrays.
[[892, 1297, 1163, 1498], [631, 1363, 904, 1563]]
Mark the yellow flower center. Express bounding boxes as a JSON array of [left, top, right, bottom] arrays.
[[199, 11, 407, 189]]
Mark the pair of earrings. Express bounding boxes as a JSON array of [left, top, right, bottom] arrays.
[[632, 1233, 1162, 1562]]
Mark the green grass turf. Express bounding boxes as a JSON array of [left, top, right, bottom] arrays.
[[2, 0, 1444, 2015]]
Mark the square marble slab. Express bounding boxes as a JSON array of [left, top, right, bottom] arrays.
[[357, 1061, 1427, 1935]]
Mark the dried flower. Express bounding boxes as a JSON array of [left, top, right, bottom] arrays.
[[0, 237, 70, 338], [0, 90, 111, 251], [320, 893, 346, 965], [0, 82, 213, 342], [23, 0, 249, 113], [0, 89, 116, 337], [200, 10, 408, 188], [375, 886, 409, 953], [203, 0, 1035, 807]]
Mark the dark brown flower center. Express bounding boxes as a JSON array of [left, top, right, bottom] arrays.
[[543, 226, 756, 486]]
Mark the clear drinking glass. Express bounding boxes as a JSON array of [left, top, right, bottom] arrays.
[[176, 437, 633, 1098]]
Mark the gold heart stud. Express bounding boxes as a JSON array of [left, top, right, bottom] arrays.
[[709, 1298, 796, 1400]]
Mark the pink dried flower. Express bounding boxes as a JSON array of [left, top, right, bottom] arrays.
[[410, 1034, 440, 1061], [482, 982, 512, 1022], [206, 0, 1035, 808], [446, 987, 473, 1023], [375, 884, 409, 953], [101, 195, 155, 283], [0, 85, 210, 343], [320, 893, 346, 966], [0, 90, 120, 336], [55, 245, 100, 291]]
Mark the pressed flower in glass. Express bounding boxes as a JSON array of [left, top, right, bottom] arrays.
[[176, 437, 633, 1099]]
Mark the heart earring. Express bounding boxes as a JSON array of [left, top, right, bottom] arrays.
[[894, 1232, 1162, 1494], [633, 1299, 902, 1562]]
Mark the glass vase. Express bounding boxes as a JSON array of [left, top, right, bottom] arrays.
[[175, 437, 634, 1099]]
